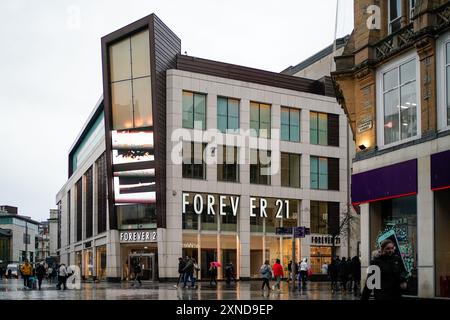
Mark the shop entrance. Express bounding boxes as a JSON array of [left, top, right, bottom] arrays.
[[128, 253, 156, 281]]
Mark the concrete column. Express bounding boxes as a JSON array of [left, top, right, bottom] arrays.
[[417, 156, 434, 298], [300, 199, 311, 261], [239, 195, 251, 279], [360, 203, 370, 287], [106, 230, 121, 281]]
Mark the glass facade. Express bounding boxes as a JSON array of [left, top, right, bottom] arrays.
[[383, 58, 417, 145], [310, 112, 328, 145], [250, 102, 271, 138], [217, 146, 239, 183], [117, 204, 157, 230], [96, 245, 107, 280], [182, 142, 206, 179], [250, 149, 271, 185], [281, 153, 301, 188], [183, 91, 206, 130], [310, 156, 328, 190], [217, 97, 239, 133], [109, 30, 152, 130], [281, 107, 300, 142], [310, 201, 329, 234]]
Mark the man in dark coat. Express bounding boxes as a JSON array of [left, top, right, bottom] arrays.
[[351, 256, 362, 296], [175, 257, 186, 287], [362, 239, 407, 300], [36, 262, 46, 290]]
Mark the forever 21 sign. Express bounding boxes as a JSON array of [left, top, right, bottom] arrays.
[[120, 230, 157, 243]]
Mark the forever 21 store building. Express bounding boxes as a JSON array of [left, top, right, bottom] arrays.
[[55, 14, 351, 281]]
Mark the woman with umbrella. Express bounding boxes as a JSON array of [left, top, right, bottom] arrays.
[[209, 261, 220, 286]]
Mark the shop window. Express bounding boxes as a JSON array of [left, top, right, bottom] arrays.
[[370, 195, 418, 296], [434, 189, 450, 297], [310, 246, 332, 274]]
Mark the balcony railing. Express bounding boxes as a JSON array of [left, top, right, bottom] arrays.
[[374, 24, 415, 61], [436, 1, 450, 29]]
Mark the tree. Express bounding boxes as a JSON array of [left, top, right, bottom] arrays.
[[327, 205, 359, 259]]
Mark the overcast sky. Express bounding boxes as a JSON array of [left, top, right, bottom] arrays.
[[0, 0, 353, 222]]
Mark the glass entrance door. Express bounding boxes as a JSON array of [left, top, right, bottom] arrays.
[[128, 253, 155, 281]]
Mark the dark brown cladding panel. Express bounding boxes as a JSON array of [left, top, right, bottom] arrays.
[[176, 55, 335, 98], [101, 14, 181, 231], [328, 158, 340, 191], [152, 15, 181, 229], [328, 113, 340, 147]]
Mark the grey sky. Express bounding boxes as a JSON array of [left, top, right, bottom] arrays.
[[0, 0, 353, 222]]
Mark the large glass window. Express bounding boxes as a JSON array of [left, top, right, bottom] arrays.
[[445, 42, 450, 126], [382, 58, 417, 145], [389, 0, 402, 34], [310, 156, 328, 190], [250, 102, 271, 138], [182, 142, 206, 179], [281, 107, 300, 142], [281, 153, 301, 188], [85, 167, 93, 239], [217, 146, 239, 183], [117, 204, 157, 229], [250, 149, 271, 185], [310, 201, 329, 234], [310, 112, 328, 145], [109, 30, 152, 130], [217, 97, 239, 133], [183, 91, 206, 130]]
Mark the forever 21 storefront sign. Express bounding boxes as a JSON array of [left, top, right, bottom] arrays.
[[182, 193, 291, 218], [120, 230, 157, 243]]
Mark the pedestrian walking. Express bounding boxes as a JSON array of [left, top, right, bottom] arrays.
[[351, 256, 361, 296], [175, 257, 186, 288], [260, 260, 272, 291], [361, 239, 407, 300], [182, 256, 194, 288], [328, 258, 339, 292], [224, 262, 236, 286], [272, 259, 283, 292], [36, 262, 46, 290], [287, 261, 292, 283], [57, 263, 68, 290], [132, 261, 142, 287], [0, 265, 4, 280], [208, 262, 218, 286], [191, 258, 200, 289], [298, 258, 308, 289], [20, 259, 33, 289], [339, 257, 349, 292]]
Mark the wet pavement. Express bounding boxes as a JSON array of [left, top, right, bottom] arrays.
[[0, 278, 360, 300]]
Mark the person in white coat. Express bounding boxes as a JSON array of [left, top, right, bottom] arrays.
[[57, 264, 68, 290]]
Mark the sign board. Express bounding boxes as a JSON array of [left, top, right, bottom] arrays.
[[119, 230, 157, 243], [357, 117, 373, 133], [294, 227, 305, 238], [275, 227, 293, 235]]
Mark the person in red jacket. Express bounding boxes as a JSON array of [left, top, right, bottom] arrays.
[[272, 259, 284, 292]]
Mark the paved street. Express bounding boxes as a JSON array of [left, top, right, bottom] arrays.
[[0, 278, 359, 300]]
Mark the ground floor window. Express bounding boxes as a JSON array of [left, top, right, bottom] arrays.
[[83, 249, 93, 279], [435, 189, 450, 297], [310, 246, 332, 274], [96, 245, 107, 280], [370, 195, 418, 296]]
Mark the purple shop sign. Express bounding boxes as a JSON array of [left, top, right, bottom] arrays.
[[431, 149, 450, 191], [351, 159, 417, 205]]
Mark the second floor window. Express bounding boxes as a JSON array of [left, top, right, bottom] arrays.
[[389, 0, 402, 34], [310, 156, 339, 191], [183, 91, 206, 130], [182, 142, 206, 179], [217, 146, 239, 182], [217, 97, 239, 133], [281, 153, 301, 188], [310, 201, 340, 235], [281, 107, 300, 142], [250, 102, 271, 138], [250, 149, 271, 185], [381, 58, 418, 146], [310, 112, 339, 146]]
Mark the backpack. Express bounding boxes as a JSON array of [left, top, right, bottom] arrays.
[[260, 265, 269, 275]]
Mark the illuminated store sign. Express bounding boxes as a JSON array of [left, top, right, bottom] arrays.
[[310, 234, 341, 246], [182, 193, 291, 218], [120, 230, 157, 243]]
